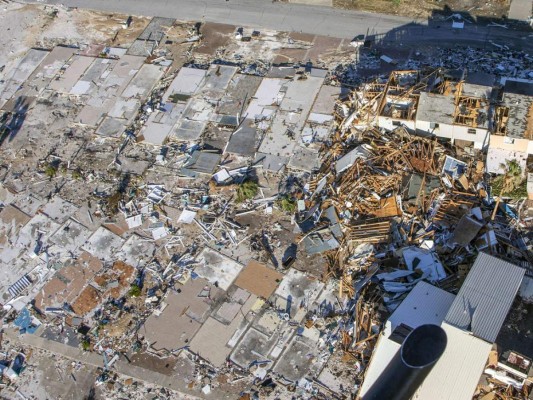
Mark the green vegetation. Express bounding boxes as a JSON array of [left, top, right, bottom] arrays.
[[81, 339, 90, 351], [492, 160, 527, 199], [128, 284, 141, 297], [72, 169, 82, 180], [44, 163, 58, 178], [492, 176, 528, 200], [169, 93, 190, 103], [278, 195, 297, 214], [236, 180, 259, 203]]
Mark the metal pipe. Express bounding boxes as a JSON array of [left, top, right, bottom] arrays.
[[362, 324, 447, 400]]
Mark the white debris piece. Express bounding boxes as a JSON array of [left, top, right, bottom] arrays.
[[151, 226, 169, 240], [402, 247, 446, 282], [213, 168, 232, 184], [125, 214, 142, 229], [202, 384, 211, 394], [178, 209, 197, 224]]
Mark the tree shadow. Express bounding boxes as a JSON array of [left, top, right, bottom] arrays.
[[0, 96, 30, 147]]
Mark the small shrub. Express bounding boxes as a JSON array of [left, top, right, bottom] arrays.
[[278, 195, 297, 214], [44, 163, 57, 178], [81, 339, 90, 351], [236, 180, 259, 203], [129, 284, 141, 297], [72, 169, 82, 180]]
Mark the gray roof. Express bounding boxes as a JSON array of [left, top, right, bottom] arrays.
[[335, 145, 372, 174], [225, 119, 260, 156], [502, 80, 533, 139], [303, 231, 339, 254], [445, 252, 525, 343], [180, 151, 221, 177], [504, 80, 533, 96], [461, 83, 493, 99], [266, 66, 295, 79], [449, 215, 484, 247], [502, 92, 532, 139], [137, 17, 175, 42], [406, 173, 441, 200], [219, 115, 239, 127], [465, 71, 495, 88], [416, 92, 455, 125]]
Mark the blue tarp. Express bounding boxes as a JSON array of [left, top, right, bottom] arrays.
[[442, 155, 467, 179], [13, 308, 38, 334], [500, 202, 518, 219]]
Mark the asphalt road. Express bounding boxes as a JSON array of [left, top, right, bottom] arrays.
[[26, 0, 533, 48], [36, 0, 415, 38], [28, 0, 533, 50]]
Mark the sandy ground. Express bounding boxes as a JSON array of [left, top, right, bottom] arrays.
[[0, 4, 41, 79], [333, 0, 511, 19], [1, 347, 99, 400]]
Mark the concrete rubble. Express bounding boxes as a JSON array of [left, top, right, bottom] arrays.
[[0, 4, 532, 400]]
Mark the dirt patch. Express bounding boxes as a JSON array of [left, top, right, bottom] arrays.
[[67, 9, 151, 47], [196, 22, 235, 55], [333, 0, 510, 19], [103, 313, 134, 337], [130, 352, 178, 376], [160, 22, 197, 71], [306, 36, 343, 64], [38, 354, 98, 400], [32, 7, 149, 49], [289, 32, 316, 42], [273, 47, 309, 64]]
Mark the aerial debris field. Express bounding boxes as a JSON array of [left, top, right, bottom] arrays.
[[0, 3, 532, 400]]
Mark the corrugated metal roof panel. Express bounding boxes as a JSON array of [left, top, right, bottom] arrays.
[[445, 252, 525, 342]]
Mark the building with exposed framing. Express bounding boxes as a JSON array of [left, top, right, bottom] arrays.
[[345, 69, 532, 155]]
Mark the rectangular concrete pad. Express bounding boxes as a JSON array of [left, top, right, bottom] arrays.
[[141, 278, 215, 352], [194, 248, 243, 291], [234, 260, 283, 299], [230, 327, 275, 368], [189, 292, 257, 367]]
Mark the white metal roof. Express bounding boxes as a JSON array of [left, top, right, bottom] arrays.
[[387, 281, 455, 331], [359, 279, 494, 400], [445, 252, 525, 343], [413, 323, 492, 400], [359, 281, 455, 396]]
